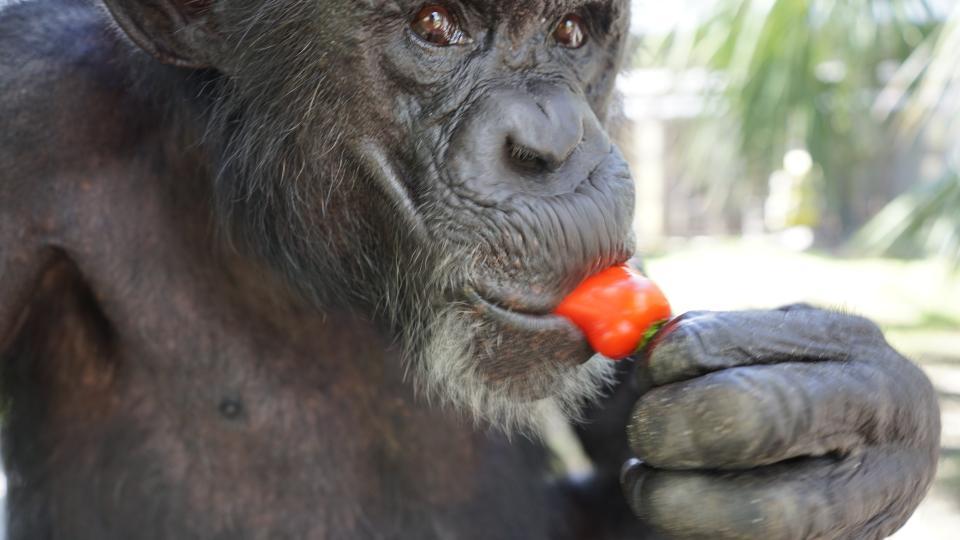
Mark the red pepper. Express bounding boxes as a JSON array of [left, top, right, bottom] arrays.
[[555, 265, 672, 360]]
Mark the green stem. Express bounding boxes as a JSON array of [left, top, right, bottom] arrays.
[[636, 319, 669, 354]]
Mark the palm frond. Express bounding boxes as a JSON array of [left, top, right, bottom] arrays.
[[646, 0, 945, 236], [854, 4, 960, 262], [851, 170, 960, 262]]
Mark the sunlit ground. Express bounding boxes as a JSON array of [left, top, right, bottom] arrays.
[[645, 237, 960, 539]]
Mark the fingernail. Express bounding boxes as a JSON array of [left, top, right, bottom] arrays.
[[620, 458, 645, 487]]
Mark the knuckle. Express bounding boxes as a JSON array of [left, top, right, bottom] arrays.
[[646, 313, 714, 381], [688, 377, 772, 465], [711, 481, 821, 540], [650, 312, 703, 351], [838, 313, 884, 341], [628, 373, 777, 469], [632, 473, 703, 532], [626, 394, 667, 463], [813, 309, 885, 346], [777, 306, 887, 360], [658, 310, 716, 340], [777, 302, 818, 312], [741, 494, 811, 540], [639, 473, 799, 540]]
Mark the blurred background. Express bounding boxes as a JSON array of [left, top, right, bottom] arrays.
[[618, 0, 960, 537]]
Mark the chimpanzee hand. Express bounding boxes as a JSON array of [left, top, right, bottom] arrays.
[[620, 305, 940, 539]]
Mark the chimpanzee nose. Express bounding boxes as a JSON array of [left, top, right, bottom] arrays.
[[504, 92, 583, 174], [448, 85, 609, 202]]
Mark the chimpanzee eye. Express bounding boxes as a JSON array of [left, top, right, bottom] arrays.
[[554, 14, 587, 49], [411, 5, 468, 46]]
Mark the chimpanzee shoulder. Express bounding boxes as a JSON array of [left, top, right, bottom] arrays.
[[2, 1, 122, 163], [1, 0, 128, 108], [0, 0, 201, 225]]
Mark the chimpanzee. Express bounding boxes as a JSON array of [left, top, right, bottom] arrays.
[[0, 0, 940, 538]]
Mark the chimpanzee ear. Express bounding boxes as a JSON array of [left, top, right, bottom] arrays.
[[102, 0, 220, 69]]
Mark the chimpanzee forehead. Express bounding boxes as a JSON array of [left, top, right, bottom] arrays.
[[475, 0, 618, 17], [366, 0, 628, 41], [377, 0, 623, 18]]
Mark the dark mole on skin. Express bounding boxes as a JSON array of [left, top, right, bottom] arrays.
[[218, 398, 245, 420]]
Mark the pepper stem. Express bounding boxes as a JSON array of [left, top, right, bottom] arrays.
[[636, 319, 669, 354]]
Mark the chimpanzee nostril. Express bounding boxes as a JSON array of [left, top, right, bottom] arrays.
[[507, 138, 554, 173]]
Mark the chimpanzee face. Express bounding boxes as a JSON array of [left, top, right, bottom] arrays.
[[145, 0, 634, 432]]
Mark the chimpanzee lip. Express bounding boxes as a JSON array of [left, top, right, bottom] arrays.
[[469, 281, 561, 316], [465, 288, 575, 333], [464, 287, 594, 368]]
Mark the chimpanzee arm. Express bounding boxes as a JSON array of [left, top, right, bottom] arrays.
[[561, 359, 660, 539], [0, 19, 61, 351]]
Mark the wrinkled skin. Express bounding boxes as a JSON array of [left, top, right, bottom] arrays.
[[0, 0, 939, 539]]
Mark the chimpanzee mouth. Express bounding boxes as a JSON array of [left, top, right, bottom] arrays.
[[465, 287, 578, 335], [421, 286, 611, 434]]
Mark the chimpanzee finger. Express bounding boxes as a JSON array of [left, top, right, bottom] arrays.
[[622, 446, 936, 540], [640, 306, 883, 389], [627, 357, 937, 470]]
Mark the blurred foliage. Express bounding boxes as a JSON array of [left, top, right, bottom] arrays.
[[856, 6, 960, 263], [644, 0, 959, 254], [852, 170, 960, 263]]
